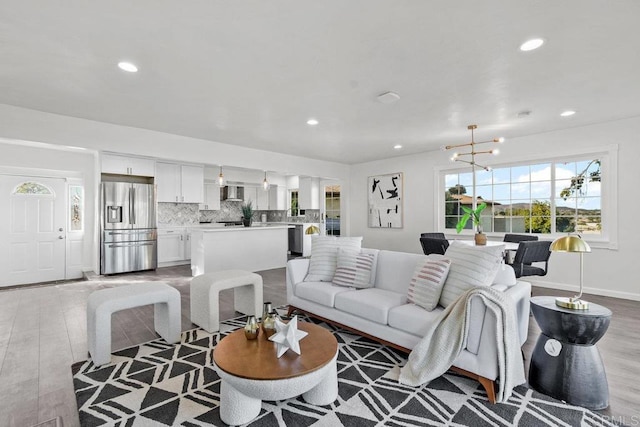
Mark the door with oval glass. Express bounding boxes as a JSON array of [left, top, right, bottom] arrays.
[[0, 175, 67, 286]]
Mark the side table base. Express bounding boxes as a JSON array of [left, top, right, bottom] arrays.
[[529, 334, 609, 410]]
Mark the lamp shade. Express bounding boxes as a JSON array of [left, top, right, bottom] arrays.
[[550, 235, 591, 253], [305, 225, 320, 235]]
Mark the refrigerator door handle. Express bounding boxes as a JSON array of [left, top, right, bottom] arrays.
[[108, 242, 155, 248], [130, 187, 136, 225]]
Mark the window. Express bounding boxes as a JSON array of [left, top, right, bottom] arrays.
[[12, 181, 53, 195], [325, 185, 341, 236], [290, 190, 299, 216], [443, 156, 603, 236], [69, 185, 84, 231]]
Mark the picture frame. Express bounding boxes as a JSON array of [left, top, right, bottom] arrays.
[[368, 172, 403, 228]]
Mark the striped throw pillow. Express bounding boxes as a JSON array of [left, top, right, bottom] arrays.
[[407, 258, 452, 311], [333, 249, 376, 288], [305, 236, 363, 282], [438, 241, 505, 308]]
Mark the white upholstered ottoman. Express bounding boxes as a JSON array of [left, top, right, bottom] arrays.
[[87, 282, 181, 366], [190, 270, 263, 332]]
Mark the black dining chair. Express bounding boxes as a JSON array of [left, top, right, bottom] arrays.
[[503, 233, 539, 243], [419, 237, 450, 255], [421, 232, 446, 239], [508, 240, 552, 278]]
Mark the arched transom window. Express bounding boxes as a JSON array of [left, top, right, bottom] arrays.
[[12, 181, 54, 195]]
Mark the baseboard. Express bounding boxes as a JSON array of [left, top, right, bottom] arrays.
[[532, 280, 640, 301]]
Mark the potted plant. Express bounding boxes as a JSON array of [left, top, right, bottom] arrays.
[[241, 200, 254, 227], [455, 202, 487, 245]]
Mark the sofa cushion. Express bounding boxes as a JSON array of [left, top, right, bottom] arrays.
[[388, 303, 444, 337], [334, 288, 406, 325], [333, 248, 376, 288], [305, 236, 363, 282], [407, 258, 451, 311], [374, 250, 429, 293], [439, 241, 505, 308], [361, 248, 380, 286], [294, 281, 351, 308]]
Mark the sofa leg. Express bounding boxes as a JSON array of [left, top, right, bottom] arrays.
[[286, 305, 297, 317], [450, 366, 496, 404], [477, 376, 497, 404]]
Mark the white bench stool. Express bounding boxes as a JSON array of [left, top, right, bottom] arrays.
[[190, 270, 263, 333], [87, 282, 181, 366]]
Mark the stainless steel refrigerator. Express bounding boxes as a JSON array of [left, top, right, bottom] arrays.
[[100, 182, 157, 274]]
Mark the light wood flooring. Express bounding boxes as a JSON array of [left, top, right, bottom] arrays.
[[0, 267, 637, 426]]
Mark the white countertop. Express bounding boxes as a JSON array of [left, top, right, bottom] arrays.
[[191, 224, 293, 232]]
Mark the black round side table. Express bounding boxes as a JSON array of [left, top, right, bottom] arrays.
[[529, 296, 612, 410]]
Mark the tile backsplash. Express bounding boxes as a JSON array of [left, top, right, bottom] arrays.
[[158, 202, 321, 226]]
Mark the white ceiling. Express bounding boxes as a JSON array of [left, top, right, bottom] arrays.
[[1, 1, 638, 164]]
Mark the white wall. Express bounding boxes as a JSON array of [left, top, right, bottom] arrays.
[[0, 104, 351, 274], [350, 117, 640, 300]]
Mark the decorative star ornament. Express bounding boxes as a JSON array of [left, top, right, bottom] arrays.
[[268, 315, 308, 358]]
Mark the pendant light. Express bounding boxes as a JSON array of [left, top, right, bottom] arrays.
[[262, 171, 270, 191], [218, 166, 225, 186]]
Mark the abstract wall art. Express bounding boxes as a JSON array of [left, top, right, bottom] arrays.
[[368, 172, 403, 228]]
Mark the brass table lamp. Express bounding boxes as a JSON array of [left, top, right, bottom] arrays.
[[305, 225, 320, 235], [550, 234, 591, 309]]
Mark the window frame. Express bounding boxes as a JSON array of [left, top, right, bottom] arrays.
[[434, 145, 618, 249]]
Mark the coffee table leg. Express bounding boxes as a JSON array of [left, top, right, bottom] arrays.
[[302, 360, 338, 406], [220, 379, 261, 425]]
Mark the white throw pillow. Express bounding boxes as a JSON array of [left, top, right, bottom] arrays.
[[332, 248, 376, 288], [407, 258, 452, 311], [439, 241, 505, 308], [304, 236, 363, 282]]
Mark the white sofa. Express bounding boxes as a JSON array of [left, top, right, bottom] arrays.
[[286, 248, 531, 403]]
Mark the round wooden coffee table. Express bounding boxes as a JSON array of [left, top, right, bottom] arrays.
[[213, 321, 338, 425]]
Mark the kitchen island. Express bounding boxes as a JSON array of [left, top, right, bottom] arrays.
[[190, 225, 293, 276]]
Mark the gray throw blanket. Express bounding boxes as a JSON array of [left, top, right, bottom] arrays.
[[398, 286, 525, 403]]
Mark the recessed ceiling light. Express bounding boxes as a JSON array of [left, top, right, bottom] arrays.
[[560, 110, 576, 117], [118, 61, 138, 72], [306, 118, 319, 126], [377, 91, 401, 104], [393, 144, 402, 150], [519, 38, 544, 52]]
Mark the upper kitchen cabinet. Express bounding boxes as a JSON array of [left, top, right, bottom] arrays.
[[243, 186, 257, 206], [102, 153, 155, 177], [199, 182, 221, 211], [268, 185, 286, 210], [256, 186, 269, 210], [156, 162, 204, 203], [298, 177, 320, 209]]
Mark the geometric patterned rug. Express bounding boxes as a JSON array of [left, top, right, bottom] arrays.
[[72, 311, 620, 427]]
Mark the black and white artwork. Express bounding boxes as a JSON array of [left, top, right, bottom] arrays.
[[368, 172, 403, 228]]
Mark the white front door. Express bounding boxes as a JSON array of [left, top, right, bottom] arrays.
[[0, 175, 67, 286]]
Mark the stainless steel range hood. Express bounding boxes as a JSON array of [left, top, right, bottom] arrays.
[[222, 185, 244, 201]]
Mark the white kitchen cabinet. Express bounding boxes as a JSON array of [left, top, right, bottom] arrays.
[[158, 228, 191, 263], [156, 162, 204, 203], [102, 153, 155, 177], [185, 230, 192, 260], [299, 177, 320, 209], [256, 186, 270, 210], [243, 186, 257, 206], [158, 228, 185, 263], [268, 185, 286, 210], [199, 182, 221, 210], [181, 165, 204, 203]]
